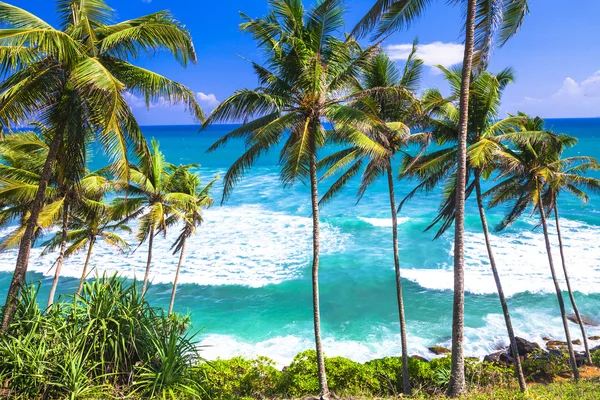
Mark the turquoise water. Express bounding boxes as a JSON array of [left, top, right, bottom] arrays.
[[1, 119, 599, 365]]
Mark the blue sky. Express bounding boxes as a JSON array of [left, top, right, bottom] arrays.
[[11, 0, 600, 124]]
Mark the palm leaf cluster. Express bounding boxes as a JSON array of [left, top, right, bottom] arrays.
[[0, 0, 204, 330]]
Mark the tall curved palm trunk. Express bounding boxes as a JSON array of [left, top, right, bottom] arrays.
[[48, 200, 70, 307], [448, 0, 477, 396], [169, 238, 187, 315], [474, 173, 526, 392], [77, 237, 96, 295], [387, 165, 411, 394], [537, 186, 579, 380], [141, 228, 155, 297], [554, 202, 592, 365], [309, 148, 329, 400], [1, 129, 63, 332]]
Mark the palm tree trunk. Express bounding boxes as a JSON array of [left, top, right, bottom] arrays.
[[77, 237, 95, 296], [554, 201, 592, 365], [141, 227, 155, 298], [47, 199, 69, 307], [474, 174, 526, 392], [1, 128, 63, 332], [169, 237, 186, 315], [537, 189, 579, 380], [448, 0, 476, 396], [387, 165, 411, 395], [310, 149, 329, 400]]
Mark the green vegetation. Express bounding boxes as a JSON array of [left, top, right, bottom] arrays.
[[1, 0, 599, 399], [3, 278, 598, 399]]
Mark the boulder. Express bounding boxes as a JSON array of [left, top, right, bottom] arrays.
[[574, 351, 588, 367], [428, 346, 451, 355], [572, 339, 582, 345], [516, 337, 542, 357], [546, 340, 568, 347], [542, 336, 552, 341], [484, 351, 504, 364], [567, 314, 600, 327], [411, 355, 429, 362], [589, 336, 600, 341]]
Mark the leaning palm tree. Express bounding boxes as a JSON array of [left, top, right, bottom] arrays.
[[111, 139, 195, 297], [0, 0, 204, 330], [41, 197, 130, 296], [202, 1, 389, 397], [546, 160, 600, 365], [319, 46, 424, 395], [488, 121, 586, 380], [352, 2, 529, 395], [164, 167, 216, 315], [400, 66, 527, 391], [0, 128, 108, 306]]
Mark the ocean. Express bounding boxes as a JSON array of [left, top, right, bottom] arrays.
[[1, 118, 599, 366]]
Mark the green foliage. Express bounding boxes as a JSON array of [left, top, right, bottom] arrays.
[[0, 275, 200, 399], [522, 349, 571, 381], [196, 356, 281, 399], [592, 349, 600, 367]]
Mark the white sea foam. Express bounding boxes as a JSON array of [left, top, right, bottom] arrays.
[[198, 309, 600, 367], [0, 205, 350, 288], [402, 218, 600, 296], [357, 216, 410, 228]]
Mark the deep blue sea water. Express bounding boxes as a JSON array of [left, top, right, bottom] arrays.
[[1, 119, 599, 365]]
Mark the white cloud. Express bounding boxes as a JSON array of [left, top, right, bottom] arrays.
[[514, 70, 600, 118], [196, 92, 220, 108], [385, 41, 464, 73]]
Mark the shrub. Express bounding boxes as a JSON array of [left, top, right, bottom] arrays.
[[522, 349, 571, 381], [0, 275, 201, 399], [196, 356, 281, 399], [592, 349, 600, 368]]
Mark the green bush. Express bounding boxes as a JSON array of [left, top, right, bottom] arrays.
[[196, 356, 281, 399], [592, 349, 600, 368], [522, 349, 571, 381], [0, 276, 201, 399]]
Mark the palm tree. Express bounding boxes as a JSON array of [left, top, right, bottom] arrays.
[[111, 139, 196, 297], [488, 120, 589, 380], [0, 128, 106, 306], [352, 2, 529, 395], [202, 1, 389, 397], [319, 46, 424, 395], [400, 66, 527, 391], [164, 167, 216, 315], [0, 0, 203, 330], [548, 165, 600, 365], [41, 193, 130, 296]]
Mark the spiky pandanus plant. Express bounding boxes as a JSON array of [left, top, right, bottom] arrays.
[[202, 1, 395, 397], [0, 0, 204, 330], [400, 66, 528, 391], [111, 139, 197, 298], [163, 166, 217, 315], [489, 115, 600, 377], [318, 45, 425, 395], [352, 2, 530, 394]]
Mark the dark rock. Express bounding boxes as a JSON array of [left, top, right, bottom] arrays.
[[575, 351, 588, 367], [411, 355, 429, 362], [589, 336, 600, 341], [428, 346, 451, 355], [591, 345, 600, 353], [542, 336, 552, 341], [484, 351, 504, 364], [567, 314, 600, 327], [547, 340, 568, 347], [500, 352, 515, 365], [516, 337, 542, 357], [572, 339, 582, 345]]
